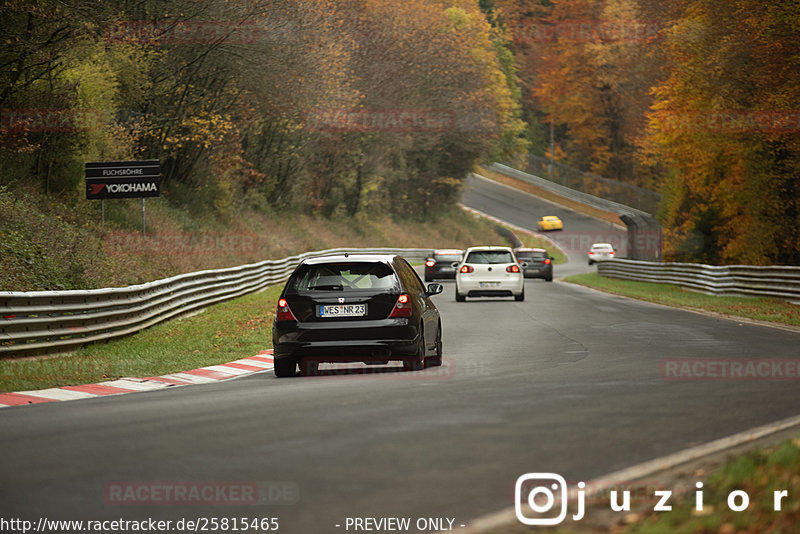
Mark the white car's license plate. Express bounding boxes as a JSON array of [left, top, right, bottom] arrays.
[[479, 282, 500, 288], [319, 304, 367, 318]]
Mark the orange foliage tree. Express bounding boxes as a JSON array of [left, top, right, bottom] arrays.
[[643, 0, 800, 264]]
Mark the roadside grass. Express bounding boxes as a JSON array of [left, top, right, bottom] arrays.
[[487, 437, 800, 534], [0, 286, 280, 393], [1, 183, 507, 291], [564, 272, 800, 327], [621, 438, 800, 534]]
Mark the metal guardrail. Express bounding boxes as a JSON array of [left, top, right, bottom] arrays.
[[598, 258, 800, 301], [0, 247, 433, 357], [520, 153, 662, 214], [488, 163, 663, 261]]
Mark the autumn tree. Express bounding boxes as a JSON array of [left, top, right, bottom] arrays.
[[1, 0, 528, 225], [643, 0, 800, 264]]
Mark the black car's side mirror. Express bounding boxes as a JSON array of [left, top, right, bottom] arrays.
[[451, 262, 459, 269], [520, 262, 529, 268], [426, 283, 444, 296]]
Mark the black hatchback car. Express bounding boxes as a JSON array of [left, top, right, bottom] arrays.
[[514, 247, 554, 281], [272, 254, 443, 377], [424, 249, 463, 281]]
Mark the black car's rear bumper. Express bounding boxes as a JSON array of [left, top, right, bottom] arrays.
[[425, 267, 457, 279], [522, 266, 553, 279], [273, 318, 419, 363]]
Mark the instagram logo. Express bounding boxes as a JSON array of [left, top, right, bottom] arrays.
[[515, 473, 571, 525]]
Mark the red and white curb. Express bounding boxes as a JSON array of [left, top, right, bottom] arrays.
[[0, 350, 274, 408]]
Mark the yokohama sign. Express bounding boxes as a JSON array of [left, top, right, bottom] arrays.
[[85, 160, 161, 199]]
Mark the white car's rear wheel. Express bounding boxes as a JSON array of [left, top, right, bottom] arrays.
[[455, 287, 466, 302]]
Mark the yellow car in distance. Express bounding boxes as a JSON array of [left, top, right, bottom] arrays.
[[537, 215, 563, 231]]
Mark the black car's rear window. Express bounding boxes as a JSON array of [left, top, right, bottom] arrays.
[[465, 250, 514, 264], [518, 252, 547, 261], [288, 262, 398, 292], [434, 254, 462, 262]]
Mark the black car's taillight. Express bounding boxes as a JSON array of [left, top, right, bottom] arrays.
[[388, 294, 412, 318], [276, 298, 298, 321]]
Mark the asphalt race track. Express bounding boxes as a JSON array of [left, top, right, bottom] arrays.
[[462, 173, 627, 276], [1, 177, 798, 533]]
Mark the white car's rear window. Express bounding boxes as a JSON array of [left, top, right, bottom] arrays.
[[465, 251, 514, 264]]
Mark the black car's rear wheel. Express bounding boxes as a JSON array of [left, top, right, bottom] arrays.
[[428, 323, 443, 367], [404, 328, 426, 371], [274, 358, 296, 378]]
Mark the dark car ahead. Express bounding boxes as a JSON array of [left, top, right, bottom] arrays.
[[514, 247, 554, 281], [424, 249, 463, 281], [272, 254, 443, 377]]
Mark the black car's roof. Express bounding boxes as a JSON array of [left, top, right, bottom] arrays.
[[301, 254, 398, 266]]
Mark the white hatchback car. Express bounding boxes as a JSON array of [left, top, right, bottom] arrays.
[[588, 243, 616, 265], [454, 246, 525, 302]]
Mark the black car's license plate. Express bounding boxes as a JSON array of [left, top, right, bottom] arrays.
[[319, 304, 367, 318]]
